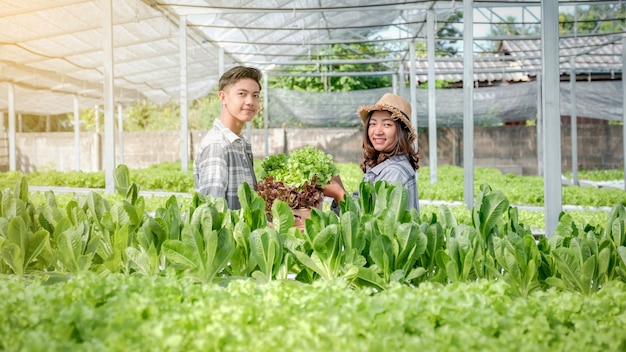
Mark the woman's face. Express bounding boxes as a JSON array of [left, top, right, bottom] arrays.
[[367, 110, 397, 152]]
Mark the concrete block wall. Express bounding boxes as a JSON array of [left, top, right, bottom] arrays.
[[8, 125, 624, 176], [475, 126, 539, 175], [121, 131, 182, 169], [282, 128, 363, 163], [417, 126, 540, 175], [15, 132, 101, 173], [191, 128, 289, 161], [562, 124, 624, 171]]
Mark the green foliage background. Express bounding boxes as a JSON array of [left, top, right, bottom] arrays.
[[2, 162, 623, 207], [0, 162, 623, 231]]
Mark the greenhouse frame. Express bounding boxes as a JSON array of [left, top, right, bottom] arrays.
[[0, 0, 625, 235]]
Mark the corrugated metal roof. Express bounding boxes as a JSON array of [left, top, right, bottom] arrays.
[[413, 56, 533, 83], [411, 34, 623, 83], [502, 35, 623, 73]]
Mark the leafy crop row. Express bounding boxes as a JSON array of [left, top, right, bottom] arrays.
[[1, 165, 626, 351], [0, 166, 625, 297], [1, 162, 622, 207], [2, 274, 625, 351]]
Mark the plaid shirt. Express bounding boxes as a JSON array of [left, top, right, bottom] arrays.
[[194, 119, 257, 209]]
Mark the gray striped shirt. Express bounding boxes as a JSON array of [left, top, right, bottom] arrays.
[[359, 155, 419, 211]]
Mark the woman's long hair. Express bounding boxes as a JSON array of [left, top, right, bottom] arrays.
[[361, 114, 420, 172]]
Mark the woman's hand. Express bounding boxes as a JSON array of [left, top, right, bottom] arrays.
[[322, 175, 348, 202]]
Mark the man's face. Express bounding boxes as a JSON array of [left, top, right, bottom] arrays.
[[219, 78, 261, 124]]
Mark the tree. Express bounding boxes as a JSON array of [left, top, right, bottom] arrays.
[[270, 11, 464, 92], [485, 15, 540, 53], [268, 42, 394, 92], [432, 10, 463, 57], [559, 4, 626, 35]]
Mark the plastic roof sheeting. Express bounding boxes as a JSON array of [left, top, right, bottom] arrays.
[[0, 0, 623, 116], [1, 0, 219, 115], [1, 0, 440, 115], [174, 1, 432, 63], [0, 0, 493, 116]]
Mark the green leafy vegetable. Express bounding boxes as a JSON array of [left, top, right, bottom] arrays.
[[256, 145, 337, 215], [264, 145, 338, 189], [260, 153, 288, 177]]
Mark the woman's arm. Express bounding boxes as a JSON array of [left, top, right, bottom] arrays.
[[321, 175, 348, 204]]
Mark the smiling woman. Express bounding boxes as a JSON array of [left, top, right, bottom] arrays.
[[322, 93, 420, 212]]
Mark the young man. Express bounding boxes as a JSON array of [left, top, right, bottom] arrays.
[[194, 65, 262, 209]]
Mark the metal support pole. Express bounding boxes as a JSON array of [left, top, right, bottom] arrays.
[[218, 47, 225, 78], [95, 105, 100, 134], [542, 1, 562, 237], [74, 95, 80, 170], [427, 9, 437, 184], [398, 64, 405, 98], [409, 40, 418, 152], [179, 15, 189, 172], [102, 0, 115, 194], [463, 0, 475, 209], [569, 57, 578, 186], [622, 37, 626, 191], [8, 83, 15, 171], [117, 104, 124, 165], [219, 47, 225, 117], [263, 73, 269, 158], [536, 73, 543, 177]]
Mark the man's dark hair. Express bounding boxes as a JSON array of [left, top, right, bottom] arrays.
[[219, 65, 262, 91]]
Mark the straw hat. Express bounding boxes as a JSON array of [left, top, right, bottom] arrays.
[[357, 93, 417, 141]]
